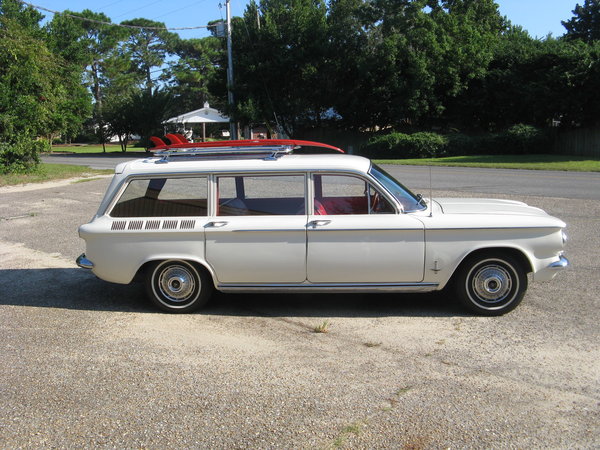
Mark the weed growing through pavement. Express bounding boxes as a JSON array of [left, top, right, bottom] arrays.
[[313, 320, 331, 333], [332, 422, 363, 447]]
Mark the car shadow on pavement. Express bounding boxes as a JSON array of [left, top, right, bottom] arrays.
[[209, 291, 467, 318], [0, 268, 467, 318]]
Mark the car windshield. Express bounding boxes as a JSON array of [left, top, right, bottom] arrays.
[[369, 164, 427, 212]]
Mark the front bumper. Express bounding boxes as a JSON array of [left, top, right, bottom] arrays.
[[534, 254, 569, 282], [76, 253, 94, 269], [548, 254, 570, 270]]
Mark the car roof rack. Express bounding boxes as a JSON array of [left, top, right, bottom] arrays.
[[153, 144, 296, 162], [149, 139, 344, 163]]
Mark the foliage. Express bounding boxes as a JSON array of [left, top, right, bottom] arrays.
[[230, 0, 331, 136], [0, 8, 90, 171], [362, 132, 448, 158], [3, 0, 600, 161], [165, 37, 223, 114], [562, 0, 600, 43], [0, 139, 46, 174], [128, 89, 173, 147], [102, 94, 135, 151], [120, 18, 179, 93], [448, 26, 600, 129], [362, 126, 550, 159]]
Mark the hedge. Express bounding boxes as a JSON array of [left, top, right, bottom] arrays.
[[361, 125, 552, 159]]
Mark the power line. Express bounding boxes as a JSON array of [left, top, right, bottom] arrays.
[[96, 0, 127, 9], [113, 0, 166, 20], [17, 0, 217, 31], [152, 0, 209, 21]]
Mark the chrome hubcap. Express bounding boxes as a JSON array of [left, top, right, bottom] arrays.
[[158, 265, 196, 302], [472, 265, 512, 303]]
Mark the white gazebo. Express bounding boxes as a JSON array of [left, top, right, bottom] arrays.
[[163, 102, 230, 141]]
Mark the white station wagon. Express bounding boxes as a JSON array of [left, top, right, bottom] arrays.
[[77, 139, 569, 315]]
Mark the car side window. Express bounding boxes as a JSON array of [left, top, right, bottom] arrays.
[[217, 175, 306, 216], [110, 177, 208, 217], [314, 174, 394, 215]]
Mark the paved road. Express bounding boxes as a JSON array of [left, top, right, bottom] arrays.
[[43, 152, 600, 200], [0, 176, 598, 448]]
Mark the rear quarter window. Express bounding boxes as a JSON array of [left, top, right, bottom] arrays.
[[110, 177, 208, 217]]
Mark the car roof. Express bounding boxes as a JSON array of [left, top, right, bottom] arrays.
[[116, 153, 372, 177]]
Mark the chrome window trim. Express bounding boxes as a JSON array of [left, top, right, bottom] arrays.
[[308, 170, 401, 215], [218, 282, 439, 293]]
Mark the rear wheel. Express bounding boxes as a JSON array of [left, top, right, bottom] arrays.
[[455, 253, 527, 316], [145, 260, 212, 313]]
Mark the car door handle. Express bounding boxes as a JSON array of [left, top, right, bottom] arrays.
[[206, 221, 229, 228], [309, 220, 331, 227]]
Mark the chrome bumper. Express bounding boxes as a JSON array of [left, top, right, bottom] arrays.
[[76, 253, 94, 269], [548, 254, 569, 270]]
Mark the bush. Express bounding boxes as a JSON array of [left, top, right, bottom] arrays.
[[0, 139, 46, 174], [504, 124, 551, 154], [360, 125, 552, 159], [362, 132, 448, 159]]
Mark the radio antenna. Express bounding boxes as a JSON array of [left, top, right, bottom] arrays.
[[429, 165, 433, 217]]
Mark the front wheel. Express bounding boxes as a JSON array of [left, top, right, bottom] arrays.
[[145, 260, 212, 313], [455, 253, 528, 316]]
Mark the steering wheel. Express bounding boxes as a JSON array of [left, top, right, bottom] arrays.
[[370, 191, 380, 213]]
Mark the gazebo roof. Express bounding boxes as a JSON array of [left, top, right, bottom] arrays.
[[164, 102, 229, 124]]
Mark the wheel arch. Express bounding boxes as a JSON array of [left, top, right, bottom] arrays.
[[456, 247, 533, 276], [134, 256, 218, 288], [438, 246, 533, 290]]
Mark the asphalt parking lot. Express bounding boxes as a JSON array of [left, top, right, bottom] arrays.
[[0, 172, 598, 448]]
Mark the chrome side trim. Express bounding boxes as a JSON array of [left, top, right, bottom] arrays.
[[76, 254, 94, 269], [230, 228, 306, 232], [548, 255, 569, 270], [217, 282, 439, 293], [427, 226, 564, 231], [308, 228, 422, 232]]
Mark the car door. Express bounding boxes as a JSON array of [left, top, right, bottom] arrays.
[[306, 174, 425, 283], [205, 173, 308, 284]]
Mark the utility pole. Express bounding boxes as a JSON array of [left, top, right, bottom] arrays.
[[226, 0, 238, 140]]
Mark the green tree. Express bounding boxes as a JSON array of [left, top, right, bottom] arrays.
[[165, 37, 223, 114], [47, 10, 129, 149], [230, 0, 331, 136], [452, 30, 599, 129], [357, 0, 503, 128], [102, 93, 135, 152], [0, 0, 44, 37], [324, 0, 371, 129], [563, 0, 600, 43], [129, 89, 172, 146], [0, 6, 90, 170], [119, 18, 179, 93], [47, 11, 128, 109]]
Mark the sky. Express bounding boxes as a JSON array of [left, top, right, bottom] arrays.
[[31, 0, 579, 40]]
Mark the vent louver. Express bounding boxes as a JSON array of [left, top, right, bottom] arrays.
[[145, 220, 160, 230], [162, 220, 178, 230], [180, 220, 196, 230], [128, 220, 143, 230], [111, 220, 127, 231]]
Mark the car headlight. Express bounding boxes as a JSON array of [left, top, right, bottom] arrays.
[[562, 231, 568, 245]]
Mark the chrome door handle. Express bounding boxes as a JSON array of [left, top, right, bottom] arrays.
[[309, 220, 331, 227], [206, 221, 228, 228]]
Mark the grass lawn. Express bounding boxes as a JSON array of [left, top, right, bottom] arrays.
[[374, 154, 600, 172], [48, 144, 140, 154], [0, 163, 113, 188]]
